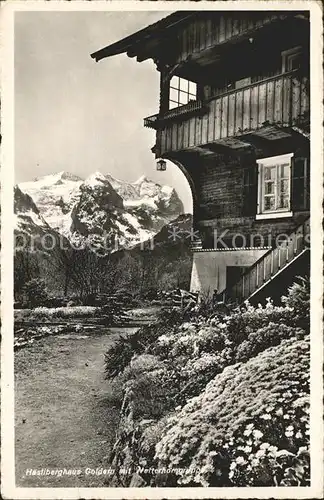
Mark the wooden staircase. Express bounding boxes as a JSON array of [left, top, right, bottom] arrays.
[[224, 218, 310, 304]]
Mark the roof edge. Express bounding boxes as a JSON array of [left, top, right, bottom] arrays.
[[90, 11, 194, 62]]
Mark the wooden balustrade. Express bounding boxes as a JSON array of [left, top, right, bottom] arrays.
[[144, 70, 309, 154]]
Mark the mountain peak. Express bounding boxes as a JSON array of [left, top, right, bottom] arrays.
[[58, 171, 83, 182], [33, 171, 83, 183], [84, 171, 108, 187], [134, 175, 150, 185]]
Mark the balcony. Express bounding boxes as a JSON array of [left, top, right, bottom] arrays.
[[144, 100, 206, 130], [145, 70, 309, 157]]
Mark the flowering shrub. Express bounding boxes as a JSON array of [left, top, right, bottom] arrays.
[[118, 354, 181, 420], [154, 337, 310, 486], [29, 305, 99, 319], [104, 278, 310, 487], [234, 322, 305, 362]]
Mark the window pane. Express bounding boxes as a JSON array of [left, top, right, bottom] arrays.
[[170, 76, 179, 89], [169, 100, 178, 109], [179, 78, 188, 92], [280, 164, 290, 178], [280, 179, 289, 194], [179, 91, 189, 105], [265, 182, 275, 194], [264, 196, 276, 211], [279, 195, 290, 209], [264, 166, 275, 180], [189, 81, 197, 95], [169, 88, 178, 102]]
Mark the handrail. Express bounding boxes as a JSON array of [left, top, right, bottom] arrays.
[[144, 100, 204, 129], [224, 217, 310, 303], [206, 68, 304, 103]]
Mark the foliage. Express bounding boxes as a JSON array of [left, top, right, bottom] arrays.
[[20, 278, 49, 308], [120, 355, 181, 420], [104, 337, 137, 379], [281, 276, 310, 330], [104, 321, 172, 380], [154, 337, 310, 487], [104, 278, 310, 487]]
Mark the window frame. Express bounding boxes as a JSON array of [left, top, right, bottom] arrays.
[[169, 76, 197, 110], [281, 46, 302, 73], [256, 153, 294, 220]]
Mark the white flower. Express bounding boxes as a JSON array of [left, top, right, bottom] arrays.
[[235, 456, 246, 465], [228, 470, 234, 479], [296, 431, 303, 439], [260, 442, 270, 450], [229, 462, 237, 470], [260, 413, 271, 420], [253, 429, 264, 439]]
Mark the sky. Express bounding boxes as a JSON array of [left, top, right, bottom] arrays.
[[15, 10, 193, 212]]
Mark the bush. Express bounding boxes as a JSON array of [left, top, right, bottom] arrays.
[[281, 276, 310, 330], [104, 320, 174, 380], [105, 278, 310, 486], [21, 278, 49, 308], [154, 336, 310, 487], [121, 356, 180, 420], [27, 306, 99, 320], [104, 337, 135, 379]]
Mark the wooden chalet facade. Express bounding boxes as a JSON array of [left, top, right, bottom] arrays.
[[92, 10, 310, 303]]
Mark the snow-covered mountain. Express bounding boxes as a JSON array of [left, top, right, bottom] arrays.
[[18, 171, 184, 249], [14, 185, 50, 235]]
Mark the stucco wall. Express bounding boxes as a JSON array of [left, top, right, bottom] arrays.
[[190, 248, 269, 295]]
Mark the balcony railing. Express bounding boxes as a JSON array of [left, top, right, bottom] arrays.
[[145, 70, 309, 155], [144, 100, 205, 130]]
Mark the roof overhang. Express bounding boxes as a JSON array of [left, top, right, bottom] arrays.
[[90, 12, 195, 62], [90, 10, 309, 64]]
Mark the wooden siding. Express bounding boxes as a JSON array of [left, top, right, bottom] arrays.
[[175, 13, 284, 64], [157, 72, 309, 156]]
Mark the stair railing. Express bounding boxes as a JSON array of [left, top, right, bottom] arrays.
[[224, 217, 310, 303]]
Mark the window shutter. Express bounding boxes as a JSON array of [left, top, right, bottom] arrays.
[[291, 157, 309, 211], [242, 164, 258, 216]]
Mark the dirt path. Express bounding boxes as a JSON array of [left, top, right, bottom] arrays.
[[15, 327, 139, 487]]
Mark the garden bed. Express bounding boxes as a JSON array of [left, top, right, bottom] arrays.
[[103, 278, 310, 487]]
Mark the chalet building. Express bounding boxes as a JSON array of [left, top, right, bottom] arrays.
[[92, 10, 310, 303]]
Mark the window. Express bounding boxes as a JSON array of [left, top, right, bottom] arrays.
[[169, 76, 197, 109], [257, 153, 293, 219], [282, 47, 302, 73]]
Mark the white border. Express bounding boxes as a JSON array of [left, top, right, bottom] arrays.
[[1, 2, 323, 499]]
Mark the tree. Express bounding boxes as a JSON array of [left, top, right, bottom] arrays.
[[21, 278, 49, 308]]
